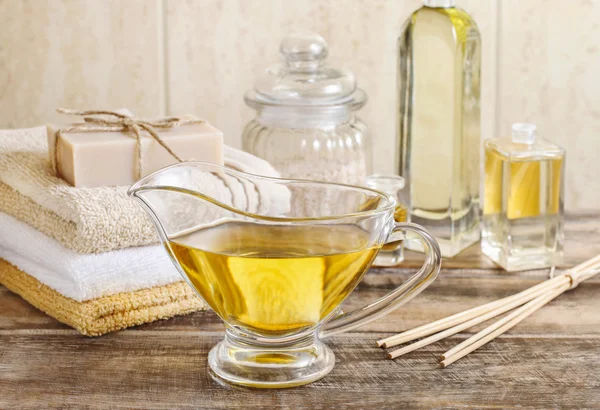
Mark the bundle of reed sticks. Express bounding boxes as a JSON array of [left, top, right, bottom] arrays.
[[378, 254, 600, 368]]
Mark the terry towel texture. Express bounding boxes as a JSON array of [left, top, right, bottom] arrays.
[[0, 259, 205, 336], [0, 126, 284, 253], [0, 212, 180, 301]]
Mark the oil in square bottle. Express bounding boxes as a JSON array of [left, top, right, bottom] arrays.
[[482, 123, 564, 272]]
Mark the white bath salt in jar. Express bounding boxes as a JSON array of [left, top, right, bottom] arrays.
[[242, 33, 372, 185]]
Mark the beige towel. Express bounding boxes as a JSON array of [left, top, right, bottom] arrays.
[[0, 182, 83, 250], [0, 259, 206, 336], [0, 126, 284, 253]]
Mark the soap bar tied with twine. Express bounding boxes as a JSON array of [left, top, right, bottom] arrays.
[[52, 108, 206, 180]]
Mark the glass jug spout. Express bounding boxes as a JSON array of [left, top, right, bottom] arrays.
[[127, 161, 294, 243]]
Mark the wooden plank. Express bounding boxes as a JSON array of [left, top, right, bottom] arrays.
[[348, 273, 600, 336], [1, 332, 599, 409], [0, 286, 72, 331], [3, 266, 600, 335]]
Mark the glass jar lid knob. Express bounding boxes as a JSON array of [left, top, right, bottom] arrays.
[[245, 32, 367, 110], [280, 33, 328, 71]]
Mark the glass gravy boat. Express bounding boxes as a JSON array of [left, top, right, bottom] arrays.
[[129, 162, 441, 388]]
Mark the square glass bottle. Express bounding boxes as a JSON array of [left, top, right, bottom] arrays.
[[366, 175, 407, 266], [482, 123, 565, 272]]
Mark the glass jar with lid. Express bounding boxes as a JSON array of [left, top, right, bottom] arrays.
[[242, 33, 372, 185]]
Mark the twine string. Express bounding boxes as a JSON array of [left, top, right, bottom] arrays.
[[53, 108, 205, 179]]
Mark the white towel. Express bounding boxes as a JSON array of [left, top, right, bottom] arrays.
[[0, 212, 179, 302]]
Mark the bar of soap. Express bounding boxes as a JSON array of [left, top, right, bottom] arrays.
[[47, 115, 224, 188]]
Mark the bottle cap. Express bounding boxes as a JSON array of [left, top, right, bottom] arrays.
[[512, 123, 537, 144]]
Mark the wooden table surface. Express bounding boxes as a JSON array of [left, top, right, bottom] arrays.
[[2, 214, 600, 409]]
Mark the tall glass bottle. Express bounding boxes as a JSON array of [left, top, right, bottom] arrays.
[[397, 0, 481, 257]]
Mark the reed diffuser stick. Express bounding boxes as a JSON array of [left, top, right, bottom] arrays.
[[439, 284, 569, 368], [380, 254, 600, 368], [387, 277, 566, 359], [378, 273, 567, 348]]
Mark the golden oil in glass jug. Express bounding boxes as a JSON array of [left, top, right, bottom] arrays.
[[482, 123, 565, 272], [168, 222, 378, 334], [397, 0, 481, 257]]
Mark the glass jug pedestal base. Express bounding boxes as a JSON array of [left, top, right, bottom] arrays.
[[208, 331, 335, 388]]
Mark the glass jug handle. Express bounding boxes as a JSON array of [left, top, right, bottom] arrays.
[[319, 223, 442, 339]]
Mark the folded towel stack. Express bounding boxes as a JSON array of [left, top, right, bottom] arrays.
[[0, 126, 282, 335]]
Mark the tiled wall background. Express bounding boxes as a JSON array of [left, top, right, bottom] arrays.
[[1, 0, 598, 211]]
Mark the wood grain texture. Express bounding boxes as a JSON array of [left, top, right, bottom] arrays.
[[0, 0, 163, 128], [165, 0, 497, 175], [497, 0, 600, 211], [2, 332, 600, 409], [1, 214, 600, 408]]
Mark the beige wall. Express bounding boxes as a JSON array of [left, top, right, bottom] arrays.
[[1, 0, 598, 211]]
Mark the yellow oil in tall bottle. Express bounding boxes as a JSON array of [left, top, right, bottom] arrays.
[[482, 123, 564, 271], [167, 222, 378, 336], [397, 0, 481, 257]]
